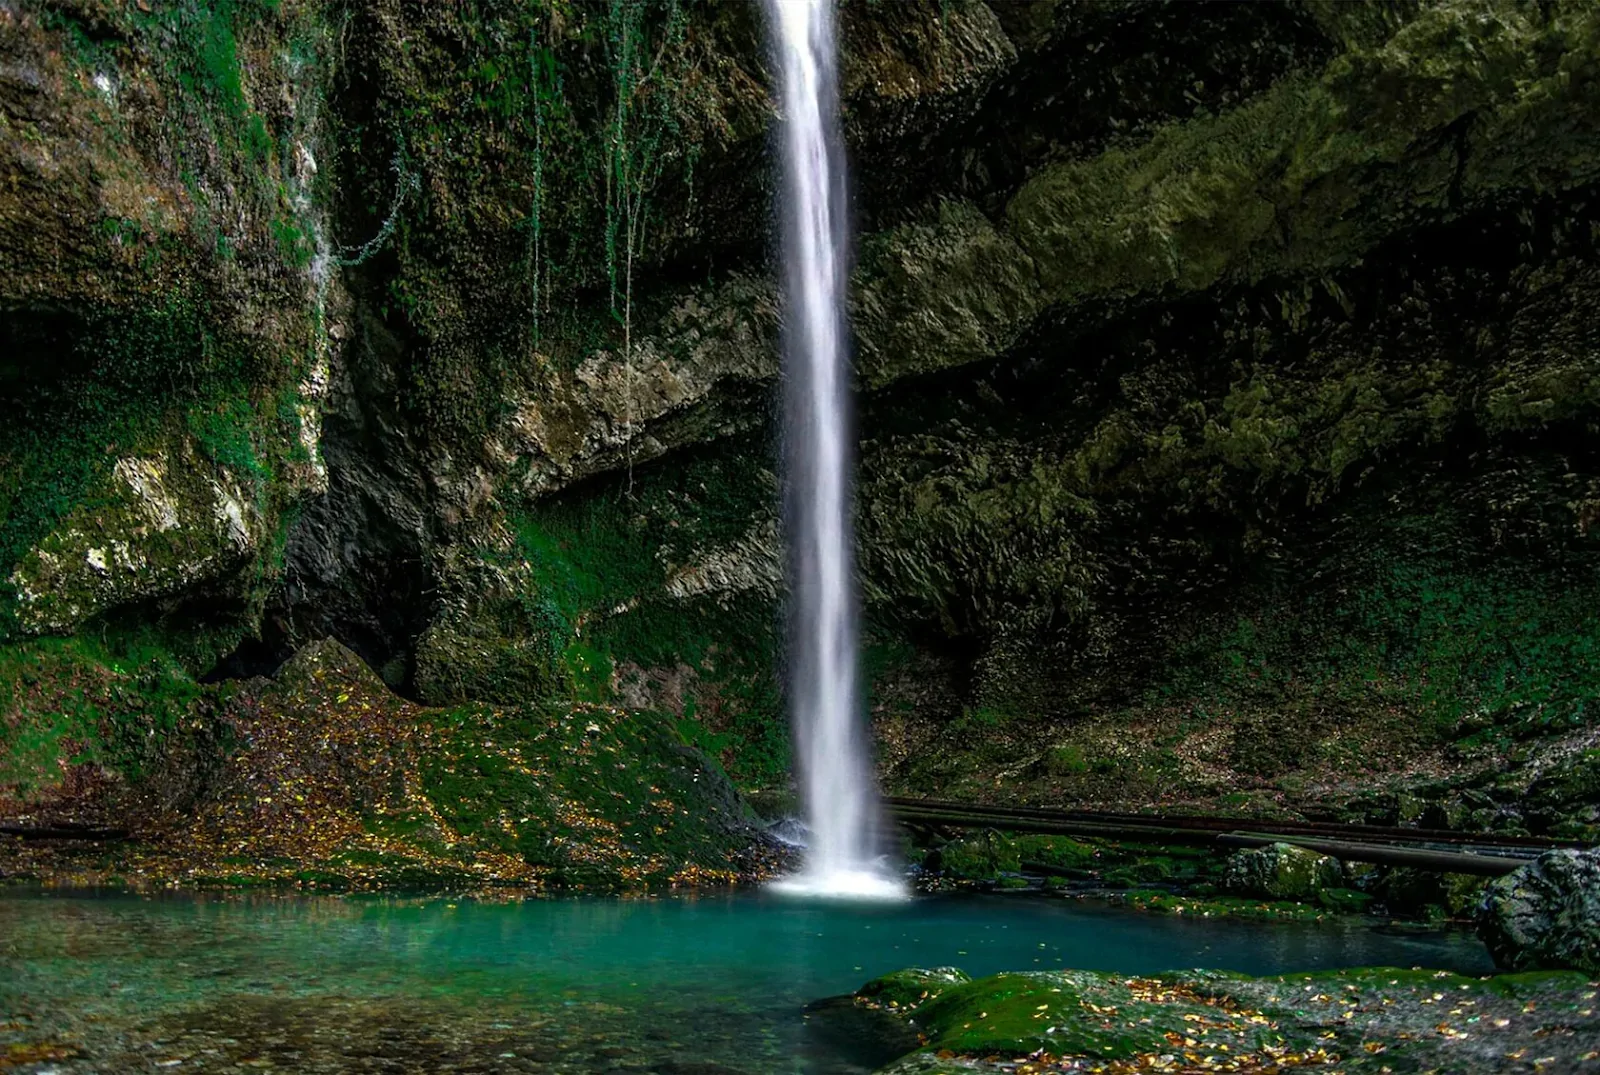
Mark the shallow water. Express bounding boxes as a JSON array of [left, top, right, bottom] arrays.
[[1, 889, 1494, 1073]]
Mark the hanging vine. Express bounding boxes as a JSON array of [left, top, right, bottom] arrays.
[[601, 0, 689, 493], [517, 1, 694, 490], [524, 33, 562, 346]]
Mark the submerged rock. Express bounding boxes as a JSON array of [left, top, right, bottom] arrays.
[[807, 969, 970, 1069], [1222, 842, 1343, 901], [1480, 848, 1600, 974]]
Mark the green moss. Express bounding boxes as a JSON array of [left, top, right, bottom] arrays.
[[1011, 835, 1098, 871], [1119, 890, 1335, 922], [1042, 744, 1091, 775], [907, 970, 1289, 1061], [0, 288, 309, 643], [417, 699, 754, 885], [0, 636, 207, 796], [1224, 843, 1342, 901], [1269, 965, 1593, 997], [938, 830, 1021, 881], [856, 967, 972, 1013], [46, 0, 325, 271], [421, 439, 788, 784], [1008, 2, 1599, 304], [871, 962, 1598, 1072]]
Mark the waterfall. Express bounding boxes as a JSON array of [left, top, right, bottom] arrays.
[[765, 0, 903, 900]]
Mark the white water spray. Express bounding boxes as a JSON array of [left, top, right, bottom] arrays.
[[765, 0, 903, 901]]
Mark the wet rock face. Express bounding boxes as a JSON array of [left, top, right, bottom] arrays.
[[0, 1, 344, 653], [1480, 849, 1600, 974], [1222, 843, 1343, 901]]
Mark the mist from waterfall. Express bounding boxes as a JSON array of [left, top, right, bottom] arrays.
[[764, 0, 903, 900]]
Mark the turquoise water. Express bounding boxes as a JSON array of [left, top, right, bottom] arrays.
[[2, 890, 1493, 1073]]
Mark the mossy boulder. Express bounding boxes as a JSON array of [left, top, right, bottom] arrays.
[[811, 967, 976, 1071], [855, 967, 972, 1013], [1481, 849, 1600, 974], [935, 830, 1021, 880], [866, 963, 1600, 1075], [1222, 842, 1343, 901], [7, 440, 277, 637], [869, 969, 1302, 1068]]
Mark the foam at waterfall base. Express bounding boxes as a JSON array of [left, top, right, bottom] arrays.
[[769, 866, 908, 901]]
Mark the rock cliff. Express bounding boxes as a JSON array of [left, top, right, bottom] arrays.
[[5, 0, 1600, 881]]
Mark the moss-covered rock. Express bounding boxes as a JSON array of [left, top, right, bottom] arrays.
[[1481, 849, 1600, 974], [9, 441, 273, 636], [1011, 834, 1098, 871], [864, 963, 1600, 1074], [1223, 843, 1344, 901], [935, 830, 1021, 881], [871, 969, 1305, 1068], [1, 1, 344, 655], [856, 967, 973, 1013]]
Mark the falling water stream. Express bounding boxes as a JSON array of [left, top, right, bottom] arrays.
[[765, 0, 902, 899]]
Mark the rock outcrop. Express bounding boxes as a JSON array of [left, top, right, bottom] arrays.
[[1480, 849, 1600, 974]]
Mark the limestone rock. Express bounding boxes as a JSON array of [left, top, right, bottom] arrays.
[[1480, 849, 1600, 974], [7, 443, 269, 635], [1222, 842, 1342, 901]]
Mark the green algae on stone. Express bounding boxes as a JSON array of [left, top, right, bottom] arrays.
[[867, 963, 1600, 1074], [1223, 842, 1344, 901], [889, 969, 1304, 1063], [856, 967, 973, 1014], [937, 830, 1022, 881]]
